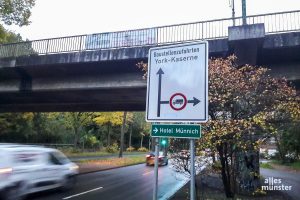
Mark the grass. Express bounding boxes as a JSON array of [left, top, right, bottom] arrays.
[[271, 160, 300, 170], [62, 150, 144, 158], [290, 161, 300, 170], [260, 162, 274, 169], [77, 155, 145, 167]]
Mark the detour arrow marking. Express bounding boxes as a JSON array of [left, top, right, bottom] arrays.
[[156, 67, 201, 116]]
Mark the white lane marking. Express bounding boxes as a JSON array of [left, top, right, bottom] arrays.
[[142, 171, 153, 176], [62, 187, 103, 200]]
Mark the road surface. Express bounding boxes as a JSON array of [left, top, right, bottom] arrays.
[[261, 168, 300, 200], [29, 162, 190, 200]]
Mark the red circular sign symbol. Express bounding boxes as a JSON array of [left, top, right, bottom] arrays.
[[169, 93, 187, 111]]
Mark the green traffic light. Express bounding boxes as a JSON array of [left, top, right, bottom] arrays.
[[161, 139, 167, 145]]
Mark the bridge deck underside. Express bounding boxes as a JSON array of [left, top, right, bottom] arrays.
[[0, 87, 147, 112]]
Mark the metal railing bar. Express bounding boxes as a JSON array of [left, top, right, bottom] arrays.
[[1, 10, 300, 59]]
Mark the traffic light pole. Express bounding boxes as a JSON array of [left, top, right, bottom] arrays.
[[153, 137, 159, 200], [190, 139, 196, 200]]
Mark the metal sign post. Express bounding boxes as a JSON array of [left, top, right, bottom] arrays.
[[190, 139, 196, 200], [146, 41, 208, 200], [153, 137, 159, 200]]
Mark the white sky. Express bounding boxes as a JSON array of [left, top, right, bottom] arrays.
[[5, 0, 300, 40]]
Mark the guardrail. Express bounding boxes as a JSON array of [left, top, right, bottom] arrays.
[[0, 10, 299, 58]]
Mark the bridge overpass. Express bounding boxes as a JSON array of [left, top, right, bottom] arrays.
[[0, 10, 299, 112]]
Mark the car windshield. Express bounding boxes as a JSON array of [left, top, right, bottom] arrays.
[[52, 150, 70, 164]]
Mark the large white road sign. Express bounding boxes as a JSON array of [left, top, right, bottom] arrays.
[[146, 41, 208, 122]]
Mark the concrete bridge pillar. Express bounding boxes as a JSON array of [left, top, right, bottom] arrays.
[[228, 23, 265, 66]]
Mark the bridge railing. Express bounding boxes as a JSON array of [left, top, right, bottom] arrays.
[[0, 10, 299, 58]]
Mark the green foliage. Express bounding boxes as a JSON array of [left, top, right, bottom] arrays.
[[280, 123, 300, 161], [105, 143, 119, 153], [0, 113, 33, 142], [0, 0, 35, 26], [271, 160, 300, 170], [62, 112, 95, 147], [212, 161, 222, 171], [254, 99, 300, 161], [0, 111, 149, 149], [126, 146, 135, 152], [94, 112, 126, 126], [0, 24, 22, 43], [260, 162, 274, 169], [132, 112, 150, 135], [137, 147, 148, 152], [82, 135, 100, 149]]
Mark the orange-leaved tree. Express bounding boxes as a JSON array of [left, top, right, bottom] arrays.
[[201, 56, 297, 197], [137, 56, 297, 197]]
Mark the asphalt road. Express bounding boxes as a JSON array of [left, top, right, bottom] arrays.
[[261, 168, 300, 200], [28, 162, 189, 200]]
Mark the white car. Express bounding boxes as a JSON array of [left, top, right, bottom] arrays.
[[0, 144, 79, 200]]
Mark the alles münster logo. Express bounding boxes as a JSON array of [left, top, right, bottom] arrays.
[[262, 177, 292, 191]]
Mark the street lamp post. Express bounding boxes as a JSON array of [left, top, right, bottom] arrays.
[[230, 0, 236, 26], [242, 0, 247, 25]]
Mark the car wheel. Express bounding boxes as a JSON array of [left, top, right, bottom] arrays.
[[61, 175, 76, 191], [5, 183, 25, 200]]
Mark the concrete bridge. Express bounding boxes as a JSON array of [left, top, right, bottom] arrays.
[[0, 10, 299, 112]]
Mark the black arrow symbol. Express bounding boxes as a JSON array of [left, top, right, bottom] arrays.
[[157, 68, 164, 117], [188, 97, 201, 106]]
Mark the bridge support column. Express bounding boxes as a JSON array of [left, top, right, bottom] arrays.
[[228, 24, 265, 66], [16, 68, 32, 91]]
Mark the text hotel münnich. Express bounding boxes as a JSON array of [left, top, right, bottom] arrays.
[[159, 128, 199, 135]]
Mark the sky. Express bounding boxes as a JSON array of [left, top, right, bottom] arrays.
[[5, 0, 300, 41]]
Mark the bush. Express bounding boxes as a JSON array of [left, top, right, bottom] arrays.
[[58, 146, 81, 154], [105, 143, 119, 153], [137, 147, 148, 152], [126, 146, 135, 152], [212, 161, 222, 171], [84, 135, 100, 149]]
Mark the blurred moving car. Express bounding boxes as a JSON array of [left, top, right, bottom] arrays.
[[0, 144, 79, 200], [146, 151, 168, 166]]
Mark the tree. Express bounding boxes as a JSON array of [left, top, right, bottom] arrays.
[[32, 112, 45, 137], [137, 56, 297, 197], [0, 24, 22, 43], [201, 56, 296, 197], [131, 112, 150, 149], [94, 112, 133, 155], [254, 100, 300, 162], [0, 0, 35, 26], [0, 112, 34, 143], [63, 112, 94, 148], [93, 112, 124, 146], [119, 111, 127, 158]]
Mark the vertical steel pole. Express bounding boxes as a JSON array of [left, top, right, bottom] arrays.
[[153, 137, 159, 200], [242, 0, 247, 25], [190, 139, 195, 200], [232, 0, 236, 26]]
